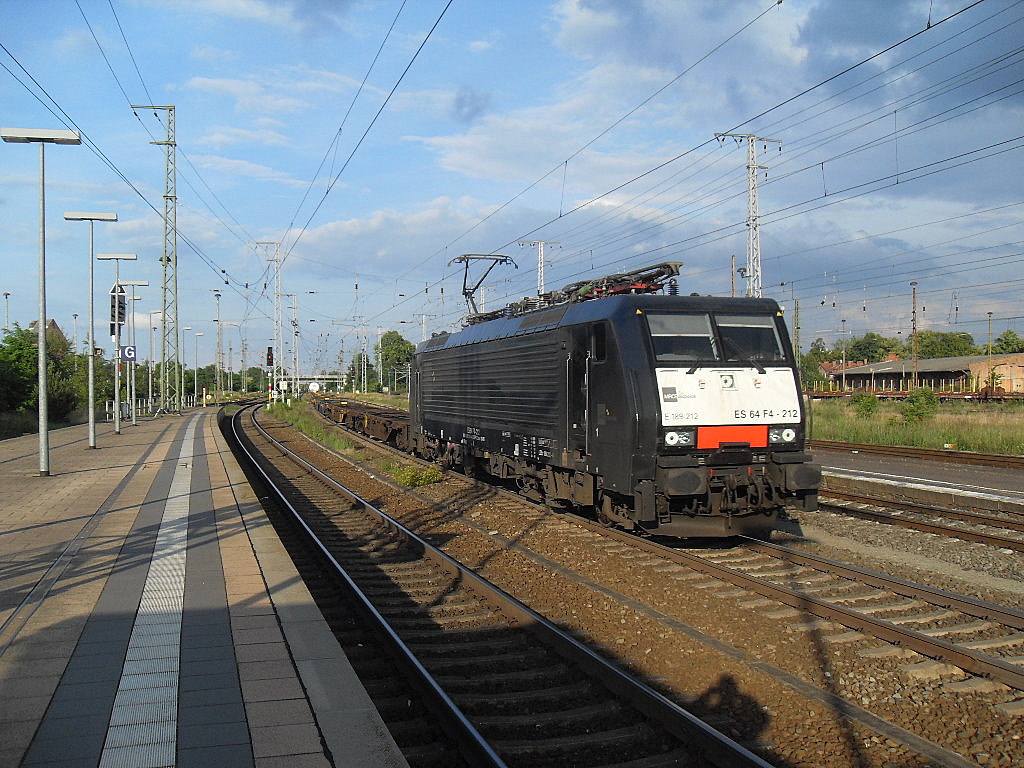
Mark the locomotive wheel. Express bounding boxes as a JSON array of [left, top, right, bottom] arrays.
[[598, 496, 634, 529]]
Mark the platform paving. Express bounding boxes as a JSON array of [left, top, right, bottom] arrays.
[[0, 411, 406, 768]]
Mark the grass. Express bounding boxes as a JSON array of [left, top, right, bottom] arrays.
[[811, 397, 1024, 455], [266, 398, 442, 486]]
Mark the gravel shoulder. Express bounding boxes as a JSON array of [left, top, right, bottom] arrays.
[[787, 509, 1024, 611]]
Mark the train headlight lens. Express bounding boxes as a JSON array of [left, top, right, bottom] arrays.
[[769, 427, 798, 444], [664, 429, 694, 447]]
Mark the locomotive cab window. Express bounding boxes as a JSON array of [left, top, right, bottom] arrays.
[[716, 314, 786, 363], [646, 313, 716, 362]]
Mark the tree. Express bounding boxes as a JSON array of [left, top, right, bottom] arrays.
[[0, 325, 37, 412], [993, 329, 1024, 354], [346, 351, 378, 392], [798, 338, 828, 386], [910, 330, 977, 359], [846, 332, 901, 363], [0, 323, 86, 422], [376, 330, 415, 392]]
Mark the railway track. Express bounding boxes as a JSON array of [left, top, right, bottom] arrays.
[[507, 495, 1024, 695], [811, 439, 1024, 471], [819, 490, 1024, 552], [258, 398, 1024, 765], [662, 536, 1024, 692], [307, 399, 1024, 692], [229, 403, 772, 768]]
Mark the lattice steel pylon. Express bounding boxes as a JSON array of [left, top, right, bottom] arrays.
[[134, 104, 179, 411], [256, 241, 282, 399], [715, 132, 780, 298]]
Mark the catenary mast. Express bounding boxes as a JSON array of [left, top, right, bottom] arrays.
[[134, 105, 180, 411]]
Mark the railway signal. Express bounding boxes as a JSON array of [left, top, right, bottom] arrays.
[[109, 284, 125, 338]]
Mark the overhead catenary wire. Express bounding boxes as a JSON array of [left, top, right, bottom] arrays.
[[3, 1, 1020, 358], [278, 0, 454, 270], [425, 3, 1022, 336]]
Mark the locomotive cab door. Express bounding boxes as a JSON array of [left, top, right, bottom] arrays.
[[567, 326, 590, 460]]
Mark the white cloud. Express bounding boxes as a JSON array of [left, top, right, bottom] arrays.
[[190, 153, 307, 187], [145, 0, 354, 35], [189, 45, 239, 63], [186, 76, 310, 114], [197, 126, 291, 149]]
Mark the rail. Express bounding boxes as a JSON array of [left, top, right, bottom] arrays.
[[820, 491, 1024, 552], [811, 439, 1024, 470], [230, 404, 506, 768], [554, 511, 1024, 693], [231, 403, 773, 768]]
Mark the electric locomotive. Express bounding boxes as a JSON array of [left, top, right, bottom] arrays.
[[409, 263, 819, 538]]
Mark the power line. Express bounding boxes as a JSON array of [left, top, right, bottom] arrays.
[[281, 0, 410, 247], [279, 0, 454, 268]]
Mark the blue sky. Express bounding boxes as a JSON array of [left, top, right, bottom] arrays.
[[2, 0, 1022, 374]]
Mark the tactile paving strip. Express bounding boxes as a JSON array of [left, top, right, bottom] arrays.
[[99, 417, 196, 768]]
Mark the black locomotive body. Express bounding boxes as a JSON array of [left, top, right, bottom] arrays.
[[409, 275, 820, 538]]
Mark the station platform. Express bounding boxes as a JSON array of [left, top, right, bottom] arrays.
[[0, 410, 407, 768]]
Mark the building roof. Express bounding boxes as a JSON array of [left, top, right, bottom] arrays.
[[842, 353, 1021, 375]]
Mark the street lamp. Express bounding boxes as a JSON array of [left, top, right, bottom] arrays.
[[910, 281, 919, 389], [97, 253, 137, 434], [840, 318, 847, 392], [987, 311, 994, 391], [64, 211, 118, 449], [2, 127, 82, 476], [194, 331, 204, 407], [2, 291, 9, 330]]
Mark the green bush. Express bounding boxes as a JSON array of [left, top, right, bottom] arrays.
[[268, 401, 441, 486], [849, 391, 879, 419], [383, 461, 444, 487], [898, 387, 940, 424]]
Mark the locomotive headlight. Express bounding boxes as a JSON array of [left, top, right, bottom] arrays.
[[769, 427, 798, 444], [663, 429, 695, 447]]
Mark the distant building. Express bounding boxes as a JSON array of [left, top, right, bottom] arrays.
[[819, 353, 1024, 393], [26, 319, 68, 346]]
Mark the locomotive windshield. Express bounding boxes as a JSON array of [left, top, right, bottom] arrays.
[[646, 312, 785, 365], [717, 314, 786, 363], [647, 313, 717, 362]]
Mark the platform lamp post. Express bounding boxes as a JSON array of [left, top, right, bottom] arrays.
[[148, 310, 162, 413], [65, 211, 118, 449], [3, 291, 9, 331], [2, 127, 82, 476], [181, 326, 192, 408], [194, 331, 204, 407], [122, 281, 149, 425], [98, 253, 137, 434]]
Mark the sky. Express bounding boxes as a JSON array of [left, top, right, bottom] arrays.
[[1, 0, 1022, 376]]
